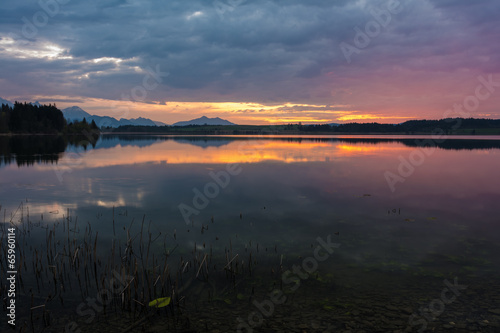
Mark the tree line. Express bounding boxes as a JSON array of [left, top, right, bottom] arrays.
[[111, 118, 500, 135], [0, 102, 99, 134], [300, 118, 500, 134]]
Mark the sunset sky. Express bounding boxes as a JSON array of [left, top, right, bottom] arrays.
[[0, 0, 499, 125]]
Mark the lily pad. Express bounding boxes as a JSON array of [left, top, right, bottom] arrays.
[[148, 297, 171, 308]]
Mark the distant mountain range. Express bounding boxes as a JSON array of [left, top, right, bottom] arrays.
[[1, 97, 236, 127], [63, 108, 235, 128], [0, 98, 167, 128], [61, 106, 168, 128], [172, 116, 235, 126]]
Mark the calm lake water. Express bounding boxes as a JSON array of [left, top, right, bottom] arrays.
[[1, 134, 500, 332]]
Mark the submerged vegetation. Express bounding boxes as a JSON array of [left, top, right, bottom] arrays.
[[1, 129, 500, 331], [0, 204, 288, 332], [1, 201, 499, 332]]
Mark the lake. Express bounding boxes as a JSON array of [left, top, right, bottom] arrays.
[[1, 134, 500, 332]]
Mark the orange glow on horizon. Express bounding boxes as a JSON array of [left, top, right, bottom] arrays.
[[23, 95, 416, 125], [337, 114, 414, 122]]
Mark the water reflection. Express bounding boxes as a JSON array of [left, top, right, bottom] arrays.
[[0, 135, 98, 166], [2, 134, 500, 168], [0, 135, 64, 166], [1, 134, 500, 331]]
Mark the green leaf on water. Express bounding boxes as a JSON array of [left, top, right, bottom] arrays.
[[148, 297, 171, 308]]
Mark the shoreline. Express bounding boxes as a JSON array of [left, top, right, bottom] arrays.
[[102, 131, 500, 136], [2, 131, 500, 138]]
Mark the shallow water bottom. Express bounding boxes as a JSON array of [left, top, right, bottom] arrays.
[[10, 264, 500, 333]]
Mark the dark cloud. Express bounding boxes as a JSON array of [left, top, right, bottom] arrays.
[[0, 0, 499, 117]]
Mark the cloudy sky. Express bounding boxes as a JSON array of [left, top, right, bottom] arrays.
[[0, 0, 499, 124]]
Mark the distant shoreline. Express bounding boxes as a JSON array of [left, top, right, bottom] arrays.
[[105, 118, 500, 136], [0, 133, 99, 136], [2, 131, 500, 137], [102, 131, 500, 136]]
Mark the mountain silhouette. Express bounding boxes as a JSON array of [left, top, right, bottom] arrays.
[[172, 116, 235, 126]]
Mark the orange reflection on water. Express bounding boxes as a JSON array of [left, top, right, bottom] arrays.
[[38, 138, 412, 170], [335, 144, 408, 156], [336, 144, 379, 153]]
